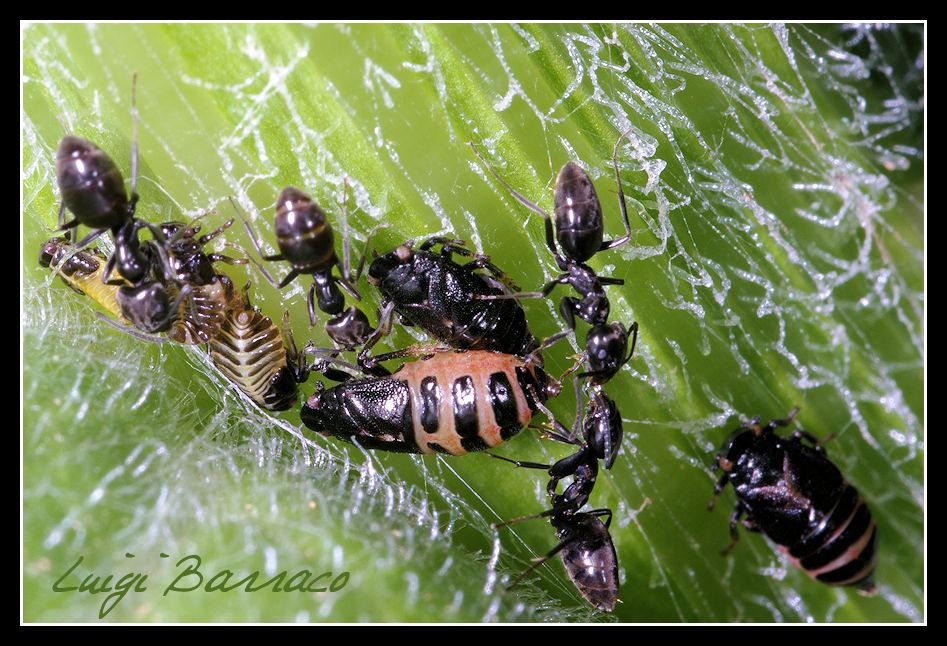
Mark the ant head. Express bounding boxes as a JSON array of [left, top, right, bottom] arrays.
[[325, 307, 373, 350], [584, 390, 623, 469], [116, 282, 173, 334], [583, 322, 629, 385]]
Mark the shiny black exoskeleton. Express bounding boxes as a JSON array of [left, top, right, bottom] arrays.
[[360, 237, 538, 368], [548, 511, 620, 612], [709, 408, 878, 592], [494, 495, 619, 612], [491, 385, 623, 611], [235, 188, 380, 350], [55, 76, 183, 337], [470, 134, 639, 386], [55, 76, 171, 288]]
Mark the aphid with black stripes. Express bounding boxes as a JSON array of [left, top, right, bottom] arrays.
[[359, 236, 539, 370], [235, 187, 381, 349], [301, 348, 556, 456], [208, 280, 310, 412], [708, 408, 878, 593]]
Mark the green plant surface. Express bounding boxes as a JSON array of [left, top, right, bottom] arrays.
[[22, 23, 924, 623]]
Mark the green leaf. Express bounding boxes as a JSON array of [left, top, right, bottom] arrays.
[[23, 23, 924, 622]]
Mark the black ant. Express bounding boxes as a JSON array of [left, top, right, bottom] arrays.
[[55, 74, 173, 287], [488, 381, 624, 610], [470, 132, 640, 385], [232, 182, 382, 349], [54, 74, 185, 336]]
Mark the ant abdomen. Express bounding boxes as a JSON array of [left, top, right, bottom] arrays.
[[274, 187, 336, 272], [554, 161, 604, 262], [56, 135, 129, 230]]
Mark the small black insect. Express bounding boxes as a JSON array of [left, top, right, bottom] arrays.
[[234, 185, 382, 349], [469, 133, 634, 328], [709, 408, 878, 593], [489, 382, 623, 611], [209, 280, 310, 411], [360, 236, 538, 370], [301, 348, 555, 456], [55, 75, 172, 288], [470, 133, 639, 386]]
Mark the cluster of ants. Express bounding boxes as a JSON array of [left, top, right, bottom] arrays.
[[39, 78, 878, 614]]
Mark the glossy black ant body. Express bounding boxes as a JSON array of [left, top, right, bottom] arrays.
[[470, 133, 640, 386], [234, 185, 382, 350], [489, 382, 623, 611], [53, 75, 190, 339], [55, 75, 172, 288]]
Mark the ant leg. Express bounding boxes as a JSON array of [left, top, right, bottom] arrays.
[[485, 452, 551, 470], [523, 328, 572, 368], [300, 344, 362, 383], [229, 196, 288, 266], [196, 218, 236, 246], [720, 504, 746, 557], [358, 344, 445, 375], [245, 252, 297, 291], [334, 273, 363, 303], [766, 406, 801, 431], [335, 177, 388, 286], [707, 470, 730, 511], [598, 127, 634, 252], [492, 508, 554, 530], [418, 236, 469, 260], [306, 280, 318, 327], [351, 223, 388, 282], [100, 250, 120, 286], [355, 300, 397, 368], [476, 274, 570, 302], [504, 526, 576, 591], [72, 227, 107, 251], [280, 310, 311, 384], [585, 507, 615, 529], [558, 296, 580, 330], [597, 276, 625, 287], [468, 141, 559, 259], [206, 253, 248, 266]]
